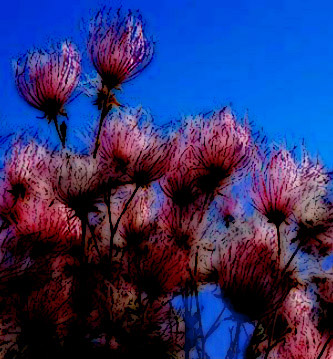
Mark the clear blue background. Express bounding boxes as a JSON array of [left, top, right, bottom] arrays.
[[1, 0, 333, 357]]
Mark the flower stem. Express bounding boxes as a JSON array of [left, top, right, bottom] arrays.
[[87, 220, 101, 260], [282, 238, 304, 276], [104, 186, 114, 264], [264, 309, 279, 359], [52, 115, 65, 148], [93, 101, 110, 158], [114, 185, 139, 238], [184, 288, 190, 359], [80, 216, 87, 265], [317, 335, 332, 359], [275, 224, 281, 266], [108, 185, 139, 261]]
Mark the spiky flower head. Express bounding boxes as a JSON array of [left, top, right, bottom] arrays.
[[218, 224, 295, 321], [89, 8, 153, 93], [98, 108, 171, 187], [252, 148, 300, 227], [182, 108, 254, 200], [14, 42, 81, 121], [55, 153, 101, 220], [0, 140, 54, 227]]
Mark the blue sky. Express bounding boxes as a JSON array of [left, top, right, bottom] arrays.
[[1, 0, 333, 166]]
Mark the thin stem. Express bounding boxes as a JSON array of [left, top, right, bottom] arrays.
[[112, 184, 139, 237], [282, 237, 304, 276], [317, 335, 332, 359], [250, 320, 266, 354], [93, 101, 110, 158], [87, 220, 102, 260], [234, 321, 241, 359], [242, 323, 250, 341], [264, 309, 279, 359], [193, 251, 205, 359], [265, 336, 285, 352], [184, 288, 190, 359], [275, 224, 281, 266], [80, 216, 87, 265], [74, 216, 88, 340], [205, 306, 226, 340], [227, 321, 241, 359], [104, 187, 114, 261], [194, 286, 205, 359], [52, 115, 65, 148]]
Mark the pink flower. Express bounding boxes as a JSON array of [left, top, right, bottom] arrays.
[[88, 8, 153, 92], [266, 288, 332, 359], [293, 153, 333, 256], [55, 153, 101, 220], [183, 109, 254, 199], [15, 197, 82, 247], [251, 148, 300, 227], [0, 141, 54, 223], [119, 186, 158, 251], [15, 42, 81, 120], [161, 166, 200, 212], [218, 225, 295, 320]]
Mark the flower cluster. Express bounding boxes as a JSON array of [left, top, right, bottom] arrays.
[[1, 5, 332, 359]]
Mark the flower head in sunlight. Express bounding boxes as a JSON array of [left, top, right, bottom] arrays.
[[0, 141, 54, 223], [98, 109, 171, 187], [293, 153, 333, 256], [55, 153, 101, 220], [252, 148, 300, 227], [119, 186, 158, 253], [15, 197, 82, 247], [295, 150, 330, 224], [15, 42, 81, 121], [161, 166, 200, 212], [88, 8, 153, 93], [183, 108, 254, 201]]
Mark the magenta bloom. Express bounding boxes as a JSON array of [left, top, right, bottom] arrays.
[[252, 148, 300, 227], [218, 226, 294, 321], [15, 42, 81, 120], [88, 9, 153, 91], [266, 288, 332, 359], [98, 109, 171, 187], [182, 109, 254, 200]]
